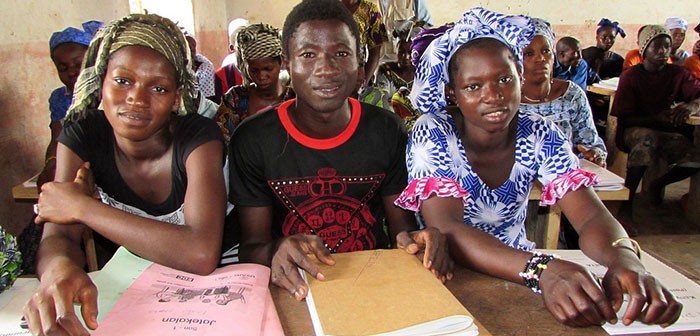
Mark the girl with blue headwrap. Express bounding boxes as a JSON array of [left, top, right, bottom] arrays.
[[582, 18, 626, 79], [395, 7, 681, 328]]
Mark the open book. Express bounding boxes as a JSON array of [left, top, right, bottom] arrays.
[[541, 249, 700, 335], [301, 249, 478, 336], [90, 247, 283, 336], [592, 77, 619, 91]]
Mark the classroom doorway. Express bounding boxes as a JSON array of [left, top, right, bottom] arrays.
[[128, 0, 195, 34]]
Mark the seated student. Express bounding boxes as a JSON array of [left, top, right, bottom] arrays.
[[221, 18, 249, 67], [684, 39, 700, 78], [584, 19, 626, 132], [397, 8, 681, 327], [522, 19, 607, 166], [341, 0, 389, 87], [230, 0, 452, 301], [375, 19, 425, 128], [583, 18, 626, 79], [214, 20, 249, 105], [611, 25, 700, 234], [20, 20, 103, 275], [553, 36, 600, 91], [23, 14, 229, 335], [184, 32, 216, 102], [522, 18, 608, 250], [214, 23, 292, 142], [666, 17, 690, 65]]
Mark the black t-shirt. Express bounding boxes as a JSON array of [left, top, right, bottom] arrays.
[[59, 110, 225, 254], [229, 98, 408, 252]]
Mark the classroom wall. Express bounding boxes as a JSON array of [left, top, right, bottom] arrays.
[[0, 0, 129, 235], [1, 0, 698, 236]]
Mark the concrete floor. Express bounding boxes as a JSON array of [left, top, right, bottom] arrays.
[[618, 178, 700, 281]]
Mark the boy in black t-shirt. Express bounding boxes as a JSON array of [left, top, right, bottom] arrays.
[[230, 0, 452, 300]]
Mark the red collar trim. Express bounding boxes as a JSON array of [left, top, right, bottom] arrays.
[[277, 98, 361, 150]]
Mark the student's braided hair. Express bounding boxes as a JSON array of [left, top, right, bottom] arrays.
[[65, 13, 197, 124]]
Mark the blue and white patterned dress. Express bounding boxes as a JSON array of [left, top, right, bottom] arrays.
[[520, 81, 607, 160], [395, 110, 597, 250]]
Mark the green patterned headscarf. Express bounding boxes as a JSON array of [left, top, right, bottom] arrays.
[[65, 13, 197, 123], [236, 23, 282, 86]]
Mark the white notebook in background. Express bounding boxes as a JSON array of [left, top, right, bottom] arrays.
[[579, 158, 625, 191]]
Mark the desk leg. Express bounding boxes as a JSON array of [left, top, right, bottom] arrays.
[[544, 206, 562, 249], [687, 127, 700, 225]]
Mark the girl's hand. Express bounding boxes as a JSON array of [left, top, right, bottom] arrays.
[[602, 255, 682, 327], [576, 144, 606, 167], [35, 162, 98, 225], [539, 259, 617, 327]]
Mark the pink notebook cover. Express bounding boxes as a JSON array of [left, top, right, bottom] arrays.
[[94, 262, 282, 336]]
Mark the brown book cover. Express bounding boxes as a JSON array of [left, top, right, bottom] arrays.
[[301, 249, 478, 336]]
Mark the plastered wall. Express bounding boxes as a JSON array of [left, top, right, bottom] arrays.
[[1, 0, 698, 235]]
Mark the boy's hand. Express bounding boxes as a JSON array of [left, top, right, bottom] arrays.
[[270, 234, 335, 300]]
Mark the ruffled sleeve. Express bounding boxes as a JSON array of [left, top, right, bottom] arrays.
[[394, 176, 469, 212], [539, 168, 599, 206]]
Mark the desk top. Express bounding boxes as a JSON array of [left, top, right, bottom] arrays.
[[688, 115, 700, 126], [587, 84, 616, 96]]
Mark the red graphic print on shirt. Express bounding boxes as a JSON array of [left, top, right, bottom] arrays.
[[269, 167, 384, 253]]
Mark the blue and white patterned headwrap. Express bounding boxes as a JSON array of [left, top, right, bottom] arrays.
[[49, 20, 103, 54], [410, 7, 534, 115], [530, 17, 555, 48]]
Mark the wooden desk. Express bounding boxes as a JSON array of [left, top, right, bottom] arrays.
[[271, 263, 688, 336], [528, 173, 629, 249], [12, 182, 38, 202], [686, 115, 700, 225], [587, 84, 627, 177]]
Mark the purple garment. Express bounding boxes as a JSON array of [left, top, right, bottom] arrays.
[[410, 24, 452, 67]]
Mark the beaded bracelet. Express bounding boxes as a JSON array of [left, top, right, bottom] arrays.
[[519, 252, 559, 294]]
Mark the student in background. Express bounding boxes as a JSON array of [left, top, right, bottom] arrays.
[[611, 25, 700, 236], [23, 14, 228, 335], [665, 17, 690, 65], [397, 8, 681, 327], [582, 18, 626, 79], [19, 20, 103, 276], [184, 32, 216, 102], [375, 19, 425, 129], [215, 19, 249, 104], [214, 23, 291, 142], [684, 39, 700, 78], [522, 19, 607, 167], [221, 18, 249, 67], [553, 36, 600, 91], [231, 0, 452, 301], [341, 0, 389, 87]]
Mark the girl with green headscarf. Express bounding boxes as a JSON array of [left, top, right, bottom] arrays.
[[24, 13, 230, 335]]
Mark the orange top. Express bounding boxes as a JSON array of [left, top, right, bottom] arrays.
[[622, 49, 672, 70], [684, 54, 700, 78]]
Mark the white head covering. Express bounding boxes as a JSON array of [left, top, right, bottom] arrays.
[[410, 7, 534, 115], [665, 17, 688, 31], [228, 18, 250, 45]]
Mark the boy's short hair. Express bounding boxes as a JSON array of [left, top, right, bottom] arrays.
[[556, 36, 580, 52], [282, 0, 361, 59]]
